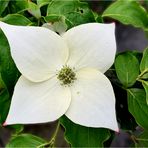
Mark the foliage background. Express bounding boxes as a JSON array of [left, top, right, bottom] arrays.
[[0, 0, 148, 147]]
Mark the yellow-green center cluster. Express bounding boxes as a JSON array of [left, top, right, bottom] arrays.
[[58, 65, 76, 86]]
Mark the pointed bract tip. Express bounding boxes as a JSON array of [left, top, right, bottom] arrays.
[[2, 122, 7, 127], [115, 128, 120, 135], [111, 22, 116, 24]]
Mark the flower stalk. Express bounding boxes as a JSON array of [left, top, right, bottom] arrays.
[[37, 121, 61, 148]]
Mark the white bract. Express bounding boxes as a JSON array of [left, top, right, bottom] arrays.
[[0, 22, 118, 131]]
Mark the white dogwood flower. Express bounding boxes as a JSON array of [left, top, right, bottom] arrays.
[[0, 22, 118, 131]]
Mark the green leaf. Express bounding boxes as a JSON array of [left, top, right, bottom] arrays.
[[127, 88, 148, 129], [37, 0, 51, 7], [0, 88, 10, 124], [44, 14, 61, 22], [115, 52, 139, 87], [131, 50, 143, 63], [0, 30, 18, 123], [6, 134, 46, 147], [135, 130, 148, 147], [28, 1, 41, 19], [142, 81, 148, 104], [140, 47, 148, 74], [0, 30, 20, 94], [60, 116, 110, 147], [103, 0, 148, 30], [0, 0, 9, 16], [47, 0, 78, 15], [47, 0, 95, 28], [0, 73, 10, 125], [0, 73, 5, 90], [14, 0, 28, 12], [1, 14, 32, 26], [7, 0, 28, 14], [95, 15, 103, 23]]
